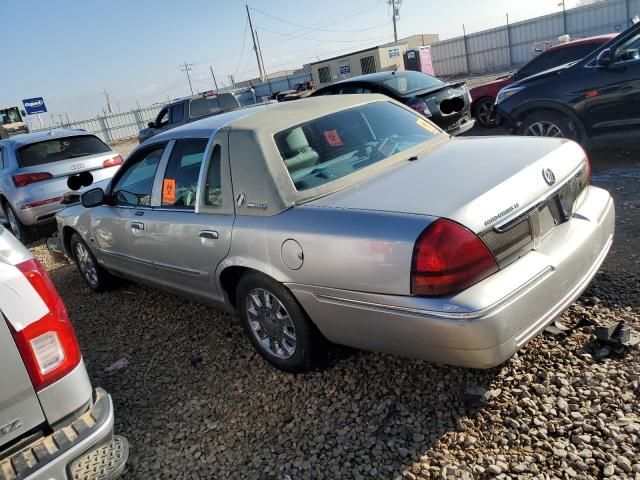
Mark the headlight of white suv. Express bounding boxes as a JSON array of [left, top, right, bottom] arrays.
[[496, 86, 525, 105]]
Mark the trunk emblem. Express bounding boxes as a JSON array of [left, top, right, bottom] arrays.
[[71, 163, 86, 171], [542, 168, 556, 185]]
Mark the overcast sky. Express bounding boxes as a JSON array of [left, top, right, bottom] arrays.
[[3, 0, 587, 124]]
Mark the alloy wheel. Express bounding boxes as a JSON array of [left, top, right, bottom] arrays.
[[245, 288, 297, 359], [74, 242, 99, 287], [476, 99, 494, 127], [524, 121, 564, 137]]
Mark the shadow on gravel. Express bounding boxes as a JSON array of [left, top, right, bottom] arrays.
[[38, 253, 502, 480]]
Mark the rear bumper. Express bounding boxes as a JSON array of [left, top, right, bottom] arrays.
[[289, 186, 614, 368], [0, 388, 128, 480], [446, 116, 475, 136]]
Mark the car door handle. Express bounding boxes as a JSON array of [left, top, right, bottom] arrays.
[[131, 222, 145, 231], [199, 230, 218, 240]]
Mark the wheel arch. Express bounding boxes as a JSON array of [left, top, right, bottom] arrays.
[[471, 95, 495, 116]]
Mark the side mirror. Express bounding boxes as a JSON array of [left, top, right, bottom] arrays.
[[148, 121, 155, 128], [596, 48, 612, 67], [81, 188, 105, 208]]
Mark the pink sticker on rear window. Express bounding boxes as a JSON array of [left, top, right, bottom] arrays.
[[323, 129, 343, 147]]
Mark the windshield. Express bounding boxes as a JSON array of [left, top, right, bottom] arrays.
[[0, 107, 22, 125], [17, 135, 111, 167], [382, 72, 445, 94], [275, 101, 440, 191]]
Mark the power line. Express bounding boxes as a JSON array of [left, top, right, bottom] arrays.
[[250, 6, 391, 33], [179, 62, 194, 95], [257, 26, 393, 44], [233, 18, 250, 77]]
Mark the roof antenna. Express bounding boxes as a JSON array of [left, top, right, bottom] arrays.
[[392, 64, 399, 75]]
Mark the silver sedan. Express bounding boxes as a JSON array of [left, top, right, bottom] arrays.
[[50, 95, 614, 373]]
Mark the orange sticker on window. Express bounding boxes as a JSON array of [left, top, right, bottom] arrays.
[[162, 178, 176, 204], [323, 129, 343, 146], [416, 117, 439, 134]]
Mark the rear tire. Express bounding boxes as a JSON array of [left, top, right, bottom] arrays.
[[517, 110, 581, 142], [70, 233, 114, 292], [473, 97, 496, 128], [2, 201, 34, 244], [236, 272, 317, 373]]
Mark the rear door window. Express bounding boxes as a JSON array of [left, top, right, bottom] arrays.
[[161, 139, 208, 209], [17, 135, 111, 167], [112, 146, 164, 206], [189, 97, 221, 119]]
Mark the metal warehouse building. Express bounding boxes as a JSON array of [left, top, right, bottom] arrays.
[[308, 33, 439, 86]]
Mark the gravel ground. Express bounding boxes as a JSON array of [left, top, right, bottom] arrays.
[[29, 133, 640, 479]]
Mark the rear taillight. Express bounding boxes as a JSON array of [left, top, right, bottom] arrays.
[[103, 155, 123, 168], [10, 259, 81, 391], [12, 172, 53, 188], [411, 219, 499, 296], [407, 98, 432, 117]]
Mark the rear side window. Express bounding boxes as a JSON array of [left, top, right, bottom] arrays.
[[171, 103, 185, 124], [17, 135, 111, 167], [275, 101, 439, 191], [204, 145, 222, 207], [189, 97, 221, 119], [218, 94, 240, 111], [161, 139, 208, 209]]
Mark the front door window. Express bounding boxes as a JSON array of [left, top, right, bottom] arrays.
[[112, 146, 164, 206]]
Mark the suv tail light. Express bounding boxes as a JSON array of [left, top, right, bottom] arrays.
[[13, 172, 53, 188], [10, 259, 81, 391], [103, 155, 123, 168], [411, 219, 499, 296], [407, 98, 432, 117]]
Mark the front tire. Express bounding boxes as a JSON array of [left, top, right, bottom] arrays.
[[236, 272, 316, 373], [517, 110, 581, 142], [70, 233, 114, 292]]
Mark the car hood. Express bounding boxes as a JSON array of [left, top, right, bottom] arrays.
[[308, 136, 586, 233], [509, 61, 576, 88]]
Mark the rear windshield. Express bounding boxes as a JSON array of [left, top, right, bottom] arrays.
[[382, 72, 444, 94], [189, 97, 222, 119], [275, 101, 440, 191], [17, 135, 111, 167]]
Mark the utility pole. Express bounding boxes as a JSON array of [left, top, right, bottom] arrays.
[[387, 0, 401, 42], [209, 66, 219, 92], [255, 29, 267, 79], [246, 4, 265, 80], [228, 75, 236, 88], [179, 61, 194, 95], [559, 0, 567, 34], [102, 89, 113, 114]]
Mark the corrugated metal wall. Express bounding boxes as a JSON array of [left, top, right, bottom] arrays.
[[431, 0, 638, 77]]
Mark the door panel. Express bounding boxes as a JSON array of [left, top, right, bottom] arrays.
[[92, 143, 167, 279], [141, 210, 233, 300], [584, 30, 640, 137]]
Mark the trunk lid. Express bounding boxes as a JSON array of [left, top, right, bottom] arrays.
[[415, 82, 471, 131], [0, 228, 46, 449], [309, 136, 587, 234]]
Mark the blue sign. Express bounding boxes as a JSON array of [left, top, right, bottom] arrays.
[[389, 48, 400, 58], [22, 97, 47, 115], [339, 65, 351, 75]]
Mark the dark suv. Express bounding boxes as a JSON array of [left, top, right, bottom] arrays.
[[495, 21, 640, 147], [470, 34, 616, 127]]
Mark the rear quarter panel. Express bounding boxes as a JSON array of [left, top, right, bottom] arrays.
[[218, 206, 435, 296]]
